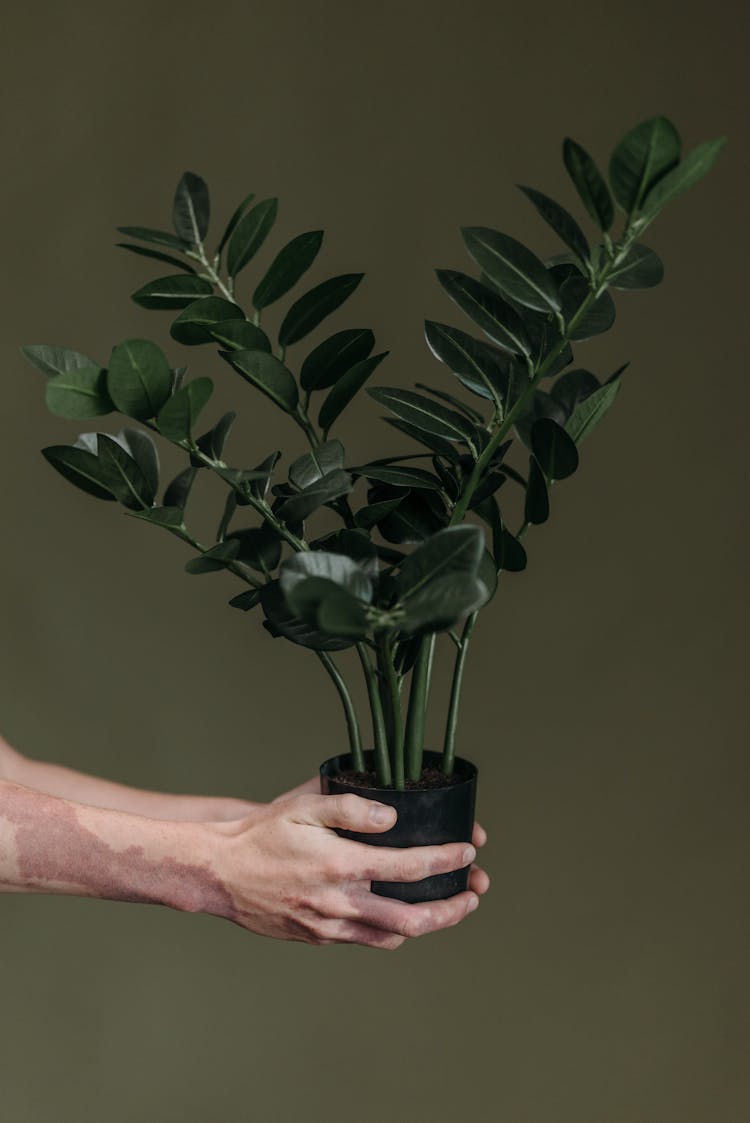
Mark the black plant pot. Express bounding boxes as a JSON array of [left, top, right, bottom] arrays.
[[319, 749, 477, 904]]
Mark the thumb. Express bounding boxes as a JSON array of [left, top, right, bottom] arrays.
[[290, 793, 397, 833]]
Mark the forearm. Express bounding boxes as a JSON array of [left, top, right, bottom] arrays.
[[0, 739, 258, 822], [0, 778, 234, 917]]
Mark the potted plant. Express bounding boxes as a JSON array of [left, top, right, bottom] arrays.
[[22, 116, 724, 905]]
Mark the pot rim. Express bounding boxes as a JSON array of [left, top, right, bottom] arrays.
[[319, 748, 478, 793]]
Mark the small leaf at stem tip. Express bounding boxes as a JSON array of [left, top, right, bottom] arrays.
[[156, 377, 214, 442], [639, 137, 727, 221], [565, 376, 622, 444], [608, 116, 681, 213], [173, 171, 210, 245]]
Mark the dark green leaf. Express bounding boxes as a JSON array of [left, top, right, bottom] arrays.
[[115, 242, 195, 272], [163, 467, 197, 509], [318, 351, 387, 433], [42, 445, 117, 502], [22, 344, 100, 379], [525, 456, 549, 525], [227, 524, 282, 573], [562, 139, 614, 231], [640, 138, 727, 221], [216, 191, 255, 255], [117, 428, 159, 496], [560, 274, 616, 340], [375, 489, 447, 544], [107, 339, 172, 420], [609, 117, 681, 212], [279, 273, 364, 347], [549, 368, 600, 416], [194, 411, 237, 463], [276, 469, 352, 523], [221, 349, 298, 413], [399, 573, 487, 635], [311, 528, 379, 578], [300, 328, 375, 392], [462, 227, 561, 313], [354, 496, 404, 530], [116, 226, 188, 251], [530, 417, 579, 481], [353, 464, 443, 491], [396, 525, 483, 602], [96, 434, 154, 509], [514, 389, 567, 450], [517, 185, 590, 264], [229, 588, 262, 611], [132, 274, 213, 310], [226, 198, 278, 277], [565, 376, 622, 444], [185, 539, 241, 575], [45, 367, 113, 419], [368, 387, 476, 443], [288, 440, 344, 489], [209, 320, 272, 352], [413, 382, 484, 425], [607, 243, 664, 289], [436, 270, 531, 357], [170, 297, 244, 346], [261, 581, 352, 651], [157, 377, 213, 442], [173, 171, 210, 244], [424, 320, 523, 405], [129, 505, 187, 536], [281, 550, 372, 601], [382, 417, 459, 461], [252, 230, 324, 309], [478, 549, 499, 604], [316, 588, 370, 639]]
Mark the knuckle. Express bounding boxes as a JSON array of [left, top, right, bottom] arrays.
[[336, 793, 363, 822]]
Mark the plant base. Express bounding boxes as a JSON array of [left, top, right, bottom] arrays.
[[319, 749, 478, 904]]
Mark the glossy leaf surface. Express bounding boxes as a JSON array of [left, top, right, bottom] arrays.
[[462, 227, 561, 313], [517, 185, 590, 264], [107, 339, 172, 420], [157, 377, 214, 442], [609, 117, 681, 212], [318, 351, 387, 432], [170, 297, 244, 345], [436, 270, 531, 356], [279, 273, 364, 347], [132, 274, 213, 310], [222, 349, 298, 413], [300, 328, 375, 392], [562, 139, 614, 231], [172, 172, 210, 244], [45, 367, 113, 419], [226, 198, 278, 277], [253, 230, 323, 309]]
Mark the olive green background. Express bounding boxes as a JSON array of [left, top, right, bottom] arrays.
[[1, 1, 747, 1120]]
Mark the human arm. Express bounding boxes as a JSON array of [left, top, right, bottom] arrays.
[[0, 778, 482, 948]]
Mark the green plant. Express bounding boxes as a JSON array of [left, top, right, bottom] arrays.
[[23, 116, 724, 790]]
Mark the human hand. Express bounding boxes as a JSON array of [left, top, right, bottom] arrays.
[[204, 792, 483, 949]]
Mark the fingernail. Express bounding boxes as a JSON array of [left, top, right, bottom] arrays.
[[467, 895, 479, 913], [463, 845, 476, 865], [370, 802, 395, 825]]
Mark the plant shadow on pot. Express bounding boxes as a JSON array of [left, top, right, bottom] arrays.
[[320, 749, 477, 903]]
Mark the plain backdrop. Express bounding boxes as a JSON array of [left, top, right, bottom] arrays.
[[1, 2, 747, 1121]]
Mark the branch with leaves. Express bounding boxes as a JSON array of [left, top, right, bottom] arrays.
[[22, 116, 725, 790]]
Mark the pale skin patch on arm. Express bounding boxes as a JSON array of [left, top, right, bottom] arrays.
[[0, 782, 238, 920]]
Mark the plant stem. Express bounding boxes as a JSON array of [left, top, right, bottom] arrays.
[[187, 245, 234, 303], [442, 611, 477, 776], [377, 633, 404, 790], [356, 643, 391, 787], [316, 652, 364, 770], [404, 632, 436, 782]]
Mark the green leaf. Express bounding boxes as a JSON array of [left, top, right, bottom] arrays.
[[129, 505, 187, 536], [352, 464, 443, 491], [436, 270, 531, 357], [413, 382, 485, 425], [424, 320, 523, 405], [115, 242, 195, 273], [530, 417, 579, 481], [368, 387, 475, 443], [382, 417, 460, 461], [45, 367, 113, 419], [354, 496, 404, 530], [170, 297, 244, 346], [157, 377, 214, 442], [221, 349, 298, 413], [194, 411, 237, 463], [607, 243, 664, 289], [116, 226, 188, 251], [565, 376, 622, 444], [513, 389, 567, 450], [396, 525, 483, 602], [640, 138, 727, 221], [229, 588, 262, 612], [252, 230, 323, 309], [276, 469, 352, 523], [209, 320, 272, 352], [279, 274, 364, 347], [163, 467, 197, 509], [562, 139, 614, 231], [300, 328, 375, 392], [21, 344, 100, 379], [374, 490, 447, 544], [559, 274, 616, 340], [132, 274, 213, 310], [260, 581, 353, 651], [609, 116, 681, 212], [399, 573, 487, 635], [185, 539, 241, 575], [116, 428, 160, 496], [107, 339, 172, 420], [42, 445, 117, 502], [173, 171, 210, 244], [227, 524, 282, 574], [288, 440, 344, 489], [462, 227, 561, 313], [281, 550, 372, 602], [316, 587, 370, 639], [318, 351, 387, 433], [216, 191, 255, 256], [96, 434, 154, 509], [311, 528, 379, 577], [524, 456, 549, 525], [517, 185, 590, 264], [549, 368, 600, 417], [226, 198, 278, 277]]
